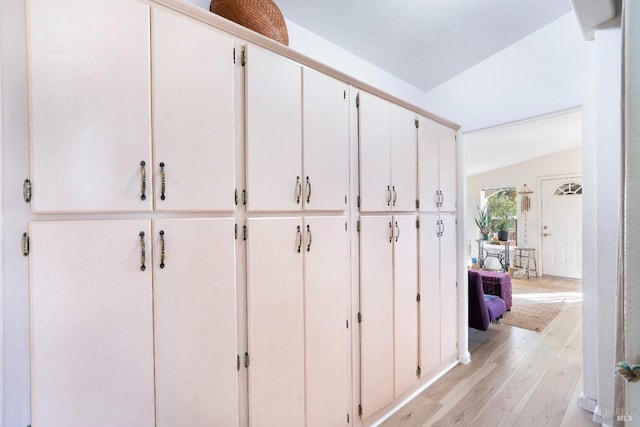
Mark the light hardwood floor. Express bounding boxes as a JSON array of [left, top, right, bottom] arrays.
[[381, 276, 598, 427]]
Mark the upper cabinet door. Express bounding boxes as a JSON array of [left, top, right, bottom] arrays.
[[30, 219, 155, 427], [417, 116, 440, 212], [359, 92, 391, 212], [302, 68, 349, 211], [389, 104, 417, 212], [28, 0, 152, 213], [152, 9, 235, 212], [438, 125, 457, 212], [246, 46, 302, 212]]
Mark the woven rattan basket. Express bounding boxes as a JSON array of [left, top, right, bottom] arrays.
[[210, 0, 289, 46]]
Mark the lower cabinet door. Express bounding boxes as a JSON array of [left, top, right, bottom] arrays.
[[419, 214, 441, 375], [304, 216, 350, 427], [439, 215, 458, 360], [246, 217, 305, 427], [29, 219, 155, 427], [359, 215, 394, 418], [153, 218, 239, 426]]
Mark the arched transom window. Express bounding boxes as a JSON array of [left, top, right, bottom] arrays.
[[554, 182, 583, 195]]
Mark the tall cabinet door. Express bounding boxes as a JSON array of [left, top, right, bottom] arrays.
[[359, 92, 391, 212], [390, 105, 417, 212], [28, 0, 152, 213], [304, 216, 350, 427], [359, 215, 394, 418], [439, 215, 458, 360], [152, 9, 235, 212], [153, 218, 238, 426], [438, 126, 457, 212], [417, 117, 440, 212], [246, 47, 302, 212], [418, 214, 442, 375], [393, 214, 418, 397], [247, 218, 305, 427], [302, 68, 349, 211], [29, 220, 155, 427]]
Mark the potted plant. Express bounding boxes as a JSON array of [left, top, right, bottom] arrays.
[[475, 205, 491, 240], [497, 218, 509, 241]]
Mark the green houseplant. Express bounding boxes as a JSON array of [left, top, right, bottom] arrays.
[[475, 205, 491, 240], [497, 217, 509, 241]]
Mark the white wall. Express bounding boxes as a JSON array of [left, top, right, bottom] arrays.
[[466, 147, 582, 264], [425, 13, 593, 132]]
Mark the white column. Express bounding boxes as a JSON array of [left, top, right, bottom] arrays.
[[458, 132, 470, 364], [592, 24, 623, 426], [623, 0, 640, 420]]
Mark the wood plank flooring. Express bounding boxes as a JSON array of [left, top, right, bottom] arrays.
[[381, 276, 598, 427]]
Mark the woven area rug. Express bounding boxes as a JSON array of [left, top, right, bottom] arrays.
[[500, 277, 582, 332]]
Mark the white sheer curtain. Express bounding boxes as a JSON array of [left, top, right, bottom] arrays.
[[616, 0, 640, 424]]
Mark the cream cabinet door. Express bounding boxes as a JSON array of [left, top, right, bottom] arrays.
[[246, 47, 302, 212], [438, 126, 457, 212], [358, 92, 391, 212], [28, 0, 152, 212], [302, 69, 349, 211], [246, 217, 305, 426], [153, 218, 238, 426], [389, 105, 418, 212], [418, 117, 440, 212], [359, 215, 394, 418], [29, 220, 155, 427], [304, 216, 350, 427], [439, 214, 458, 360], [418, 214, 442, 375], [392, 214, 418, 397], [152, 9, 235, 212]]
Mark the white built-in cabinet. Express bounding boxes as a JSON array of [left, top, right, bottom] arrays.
[[246, 216, 349, 427], [418, 115, 457, 212], [358, 91, 417, 212], [359, 214, 418, 418], [419, 214, 458, 374], [28, 0, 235, 213], [29, 218, 239, 427], [26, 1, 459, 426], [246, 46, 349, 212]]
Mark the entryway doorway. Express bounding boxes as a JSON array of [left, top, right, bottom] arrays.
[[540, 176, 583, 279]]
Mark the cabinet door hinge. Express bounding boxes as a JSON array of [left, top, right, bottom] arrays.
[[346, 319, 349, 329], [358, 404, 363, 417], [237, 354, 240, 371], [415, 118, 419, 128], [356, 93, 360, 108], [243, 225, 248, 241], [235, 223, 238, 240], [23, 179, 32, 203], [345, 221, 348, 232], [356, 221, 361, 232], [456, 281, 458, 288], [347, 413, 350, 423], [417, 365, 422, 376], [357, 195, 361, 207], [416, 199, 420, 209], [22, 232, 30, 256], [244, 352, 250, 368], [242, 189, 247, 205], [343, 90, 346, 100], [235, 189, 239, 205], [233, 47, 236, 64], [241, 48, 247, 66], [416, 218, 420, 228], [417, 293, 421, 303], [357, 312, 362, 323]]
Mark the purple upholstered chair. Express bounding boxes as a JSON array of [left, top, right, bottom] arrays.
[[468, 270, 507, 331]]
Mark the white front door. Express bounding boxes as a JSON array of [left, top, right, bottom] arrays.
[[541, 178, 583, 278]]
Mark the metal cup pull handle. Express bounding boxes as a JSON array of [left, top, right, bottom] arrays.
[[159, 230, 165, 269], [306, 224, 312, 252], [159, 162, 166, 201], [139, 231, 146, 271], [295, 176, 302, 204], [140, 161, 147, 201], [306, 176, 312, 204]]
